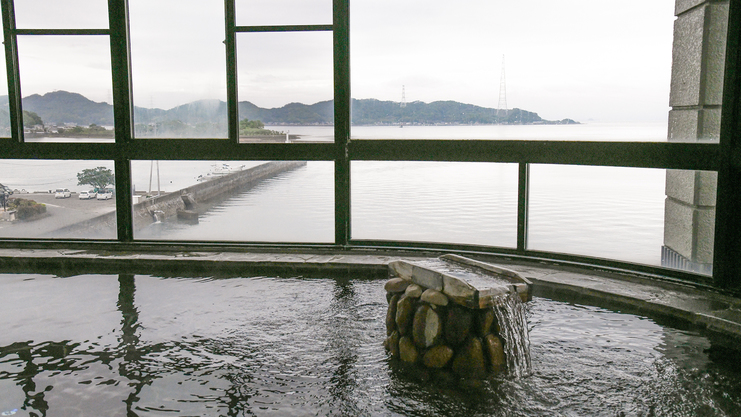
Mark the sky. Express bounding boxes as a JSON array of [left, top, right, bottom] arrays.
[[1, 0, 676, 123]]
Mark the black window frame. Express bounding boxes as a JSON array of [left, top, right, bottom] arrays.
[[0, 0, 739, 292]]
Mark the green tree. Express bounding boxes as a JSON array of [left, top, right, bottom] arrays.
[[239, 118, 264, 130], [77, 167, 115, 191], [22, 110, 43, 127]]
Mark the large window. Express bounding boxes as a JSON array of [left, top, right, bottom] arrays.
[[350, 0, 675, 141], [10, 0, 114, 143], [129, 0, 228, 139], [0, 0, 735, 288], [0, 159, 117, 239]]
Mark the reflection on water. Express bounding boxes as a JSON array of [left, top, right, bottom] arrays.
[[1, 273, 740, 416]]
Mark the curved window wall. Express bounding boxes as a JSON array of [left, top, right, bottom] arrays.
[[0, 0, 737, 291]]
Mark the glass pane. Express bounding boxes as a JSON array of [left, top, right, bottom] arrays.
[[132, 160, 333, 242], [528, 165, 688, 270], [0, 160, 117, 239], [237, 32, 334, 143], [129, 0, 227, 139], [0, 17, 9, 137], [351, 161, 518, 246], [236, 0, 332, 26], [14, 0, 109, 29], [351, 0, 675, 140], [17, 36, 114, 143]]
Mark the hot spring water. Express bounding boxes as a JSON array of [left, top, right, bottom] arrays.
[[1, 272, 740, 416]]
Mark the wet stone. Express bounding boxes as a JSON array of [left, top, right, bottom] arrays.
[[385, 277, 411, 293], [445, 305, 473, 346], [395, 295, 416, 336], [399, 336, 419, 363], [385, 331, 400, 359], [421, 288, 449, 306], [452, 337, 487, 379], [405, 283, 424, 298], [386, 293, 400, 335], [484, 334, 506, 374], [442, 273, 477, 308], [423, 344, 454, 369], [476, 308, 496, 337], [412, 304, 442, 349]]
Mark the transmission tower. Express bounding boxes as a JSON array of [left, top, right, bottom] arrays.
[[497, 55, 508, 121], [400, 85, 406, 127]]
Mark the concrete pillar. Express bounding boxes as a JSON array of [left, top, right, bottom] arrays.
[[663, 0, 728, 274]]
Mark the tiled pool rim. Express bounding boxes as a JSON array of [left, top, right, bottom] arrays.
[[1, 247, 740, 341]]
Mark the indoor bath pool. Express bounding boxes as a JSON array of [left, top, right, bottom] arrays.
[[1, 273, 740, 416]]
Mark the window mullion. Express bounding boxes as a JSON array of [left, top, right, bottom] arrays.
[[109, 0, 134, 241], [225, 0, 239, 143], [1, 0, 23, 142], [334, 0, 350, 246]]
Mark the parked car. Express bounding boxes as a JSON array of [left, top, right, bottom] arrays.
[[96, 189, 113, 200], [54, 188, 71, 198], [79, 190, 97, 200]]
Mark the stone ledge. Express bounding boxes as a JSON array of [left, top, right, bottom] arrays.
[[1, 247, 740, 341], [388, 256, 531, 308]]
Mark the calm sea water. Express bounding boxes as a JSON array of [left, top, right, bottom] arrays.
[[2, 123, 675, 266]]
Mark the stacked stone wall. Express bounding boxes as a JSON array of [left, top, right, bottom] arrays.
[[383, 276, 507, 378]]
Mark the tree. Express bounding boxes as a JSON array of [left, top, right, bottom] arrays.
[[23, 110, 43, 127], [239, 118, 264, 130], [77, 167, 115, 191]]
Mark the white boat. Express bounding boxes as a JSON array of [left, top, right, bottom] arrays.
[[196, 163, 246, 182]]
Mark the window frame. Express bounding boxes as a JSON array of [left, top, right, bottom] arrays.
[[0, 0, 738, 292]]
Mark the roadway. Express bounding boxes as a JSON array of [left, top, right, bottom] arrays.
[[0, 192, 115, 238]]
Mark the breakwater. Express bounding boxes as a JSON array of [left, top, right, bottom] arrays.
[[132, 161, 307, 229], [49, 161, 307, 237]]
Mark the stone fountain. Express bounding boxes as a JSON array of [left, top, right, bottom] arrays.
[[384, 254, 532, 378]]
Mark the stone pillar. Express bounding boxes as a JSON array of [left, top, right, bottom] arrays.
[[663, 0, 728, 274]]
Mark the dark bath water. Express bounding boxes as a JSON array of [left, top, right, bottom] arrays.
[[1, 273, 740, 416]]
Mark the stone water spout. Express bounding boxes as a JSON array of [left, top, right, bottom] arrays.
[[384, 255, 532, 379]]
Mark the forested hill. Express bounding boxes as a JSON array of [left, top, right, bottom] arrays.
[[0, 91, 577, 126]]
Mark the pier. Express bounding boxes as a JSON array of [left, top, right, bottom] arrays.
[[2, 161, 307, 238]]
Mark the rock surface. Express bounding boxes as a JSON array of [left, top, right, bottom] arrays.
[[399, 336, 419, 363], [452, 337, 487, 378], [385, 330, 400, 359], [385, 277, 411, 293], [484, 334, 506, 373], [412, 304, 442, 349], [445, 306, 472, 346], [421, 288, 449, 306], [476, 308, 495, 337], [405, 283, 424, 298], [386, 293, 400, 335], [423, 344, 454, 369], [395, 295, 416, 335]]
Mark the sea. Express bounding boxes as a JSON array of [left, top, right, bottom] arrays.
[[1, 122, 684, 267]]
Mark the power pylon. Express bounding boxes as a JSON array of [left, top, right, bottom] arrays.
[[400, 85, 406, 127], [497, 55, 508, 121]]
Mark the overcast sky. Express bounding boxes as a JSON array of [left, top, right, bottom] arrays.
[[3, 0, 675, 122]]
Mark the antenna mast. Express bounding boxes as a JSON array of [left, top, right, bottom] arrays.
[[497, 55, 508, 121], [400, 85, 406, 127]]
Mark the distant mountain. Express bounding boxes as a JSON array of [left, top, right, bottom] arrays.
[[0, 91, 577, 127], [23, 91, 114, 126]]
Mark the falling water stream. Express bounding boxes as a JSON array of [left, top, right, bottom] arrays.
[[495, 292, 532, 378]]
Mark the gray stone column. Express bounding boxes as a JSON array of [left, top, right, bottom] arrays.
[[663, 0, 728, 274]]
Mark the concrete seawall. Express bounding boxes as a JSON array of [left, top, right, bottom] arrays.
[[49, 161, 307, 237], [132, 161, 307, 229]]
